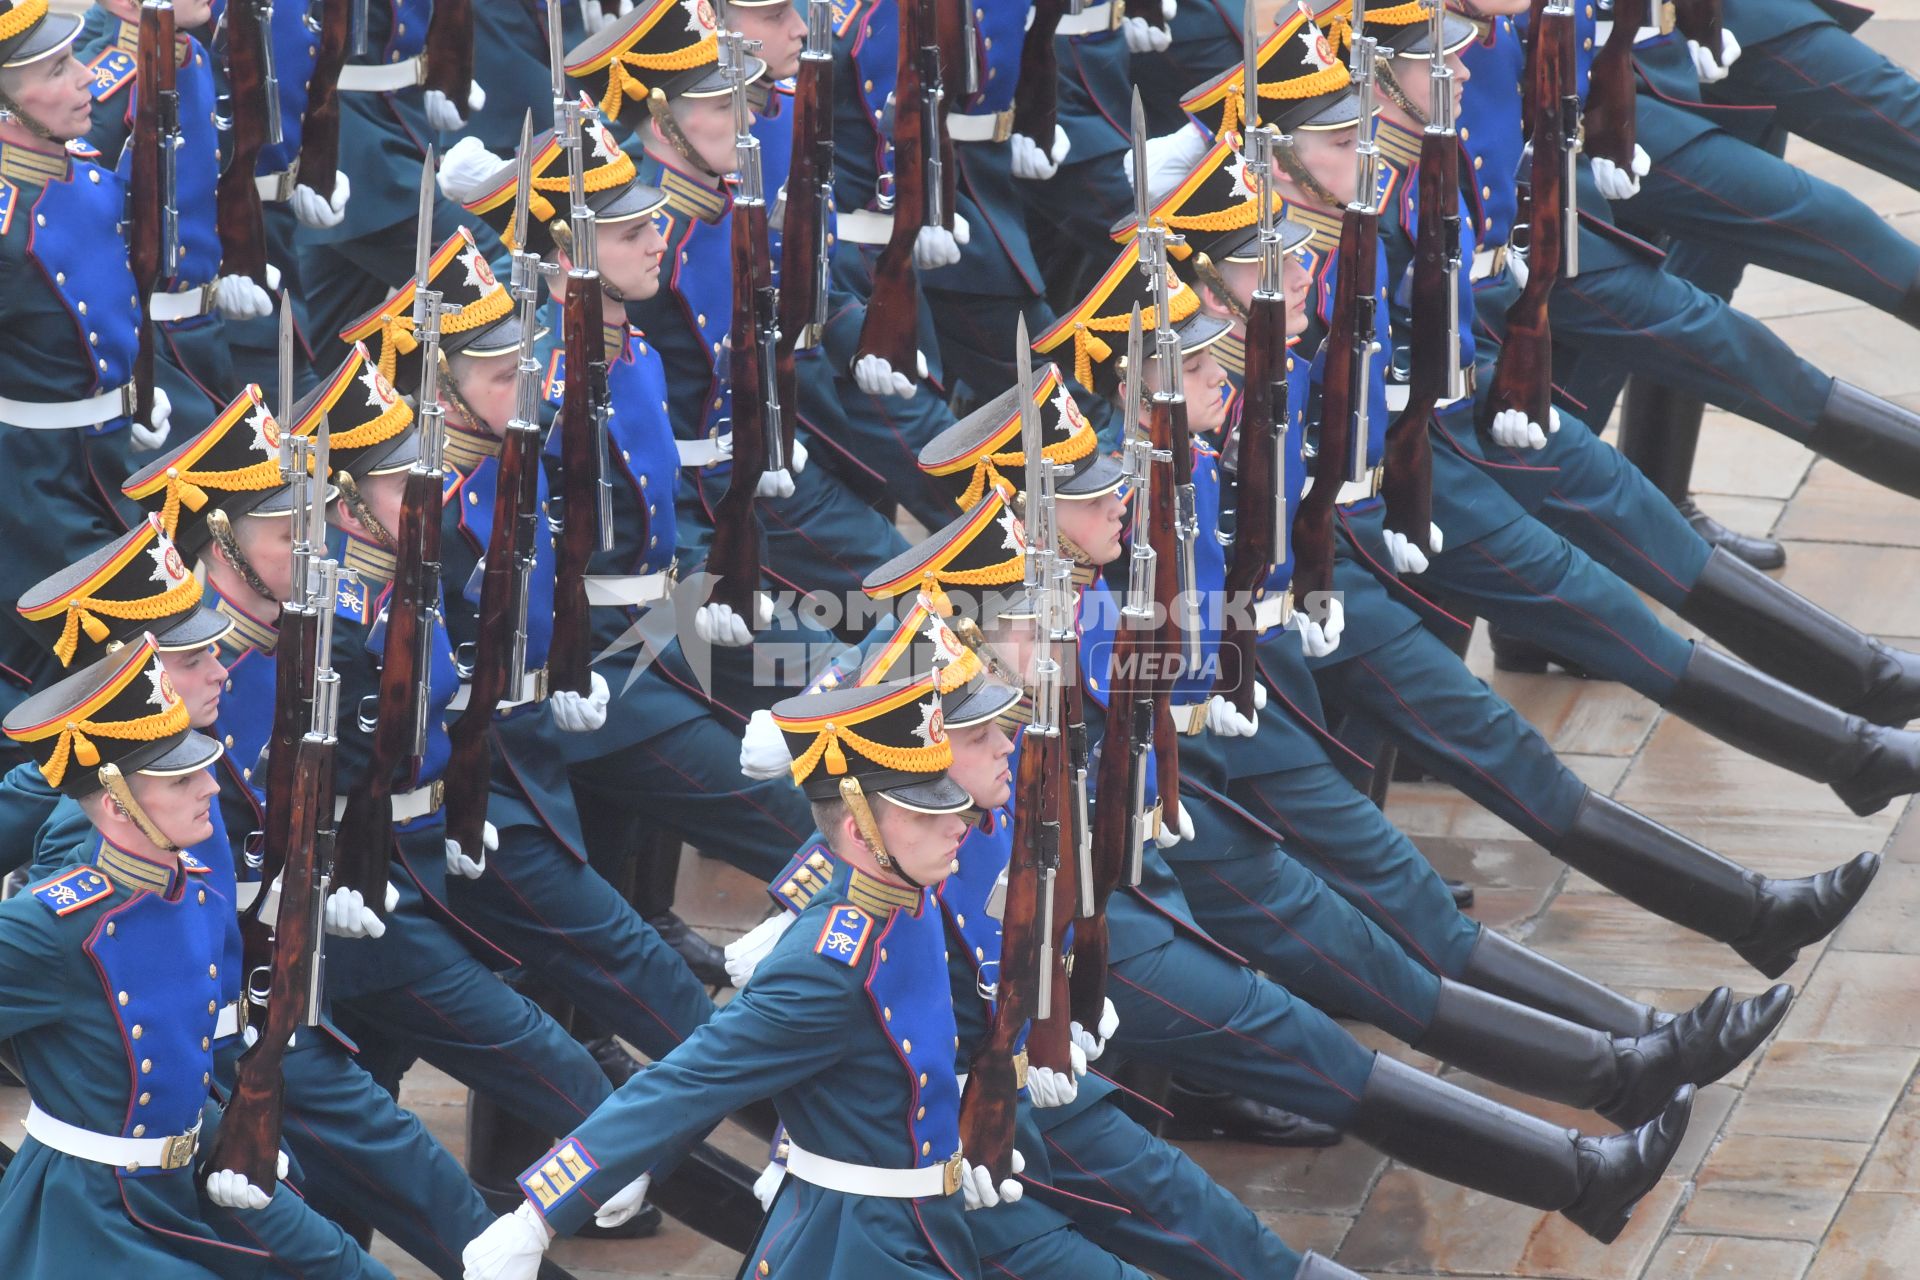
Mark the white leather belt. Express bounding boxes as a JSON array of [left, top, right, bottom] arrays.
[[256, 166, 298, 202], [333, 780, 443, 824], [782, 1138, 960, 1198], [25, 1103, 200, 1171], [446, 667, 549, 713], [338, 55, 426, 92], [1056, 2, 1120, 35], [1301, 465, 1385, 507], [149, 284, 216, 323], [215, 1001, 244, 1040], [586, 570, 675, 607], [1384, 385, 1411, 413], [947, 108, 1014, 144], [1471, 245, 1508, 283], [0, 384, 134, 430], [1252, 588, 1295, 633], [677, 433, 732, 468], [234, 880, 262, 911], [1594, 16, 1668, 45], [834, 207, 973, 247]]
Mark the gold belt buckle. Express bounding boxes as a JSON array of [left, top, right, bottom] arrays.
[[1012, 1049, 1030, 1088], [160, 1128, 198, 1170], [427, 779, 445, 814], [528, 667, 550, 703], [992, 108, 1014, 145], [1105, 1, 1124, 31], [943, 1151, 965, 1197]]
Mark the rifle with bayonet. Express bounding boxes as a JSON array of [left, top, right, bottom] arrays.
[[214, 0, 276, 289], [774, 0, 833, 462], [1071, 307, 1155, 1029], [423, 0, 474, 114], [1382, 0, 1453, 554], [445, 117, 543, 869], [958, 320, 1056, 1184], [1215, 5, 1290, 721], [855, 0, 943, 378], [297, 0, 351, 204], [548, 4, 614, 696], [705, 26, 783, 627], [1292, 0, 1378, 602], [130, 0, 179, 436], [1482, 0, 1574, 440], [206, 433, 345, 1195], [1585, 0, 1645, 169], [1011, 0, 1068, 164], [334, 163, 448, 919]]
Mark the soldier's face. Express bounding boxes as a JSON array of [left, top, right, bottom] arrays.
[[160, 645, 226, 729], [1056, 490, 1126, 566], [946, 719, 1016, 810], [599, 216, 668, 301], [1284, 255, 1312, 336], [233, 513, 295, 602], [873, 797, 969, 886], [128, 766, 219, 851], [450, 352, 518, 436], [729, 2, 806, 80], [1282, 128, 1358, 210], [1385, 51, 1469, 129], [2, 50, 95, 142], [669, 96, 738, 177], [357, 470, 407, 541], [1182, 349, 1231, 436]]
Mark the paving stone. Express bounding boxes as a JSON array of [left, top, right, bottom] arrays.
[[1778, 951, 1920, 1047], [1680, 1133, 1868, 1241], [1642, 1235, 1815, 1280], [1179, 1134, 1390, 1217], [1802, 1191, 1920, 1280], [1834, 859, 1920, 953], [1727, 1042, 1919, 1143], [1775, 459, 1920, 550]]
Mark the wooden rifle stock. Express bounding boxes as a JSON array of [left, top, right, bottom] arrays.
[[215, 0, 271, 287], [1071, 667, 1150, 1025], [130, 3, 175, 432], [1217, 290, 1286, 719], [855, 0, 932, 375], [296, 0, 351, 200], [1026, 642, 1081, 1080], [336, 468, 439, 907], [443, 425, 540, 861], [774, 30, 833, 461], [1011, 0, 1067, 159], [1483, 1, 1568, 435], [1146, 398, 1184, 829], [205, 729, 330, 1190], [706, 197, 773, 620], [551, 280, 606, 694], [422, 0, 474, 105], [1123, 0, 1168, 29], [1671, 0, 1724, 66], [1585, 0, 1645, 167], [1294, 211, 1371, 600], [958, 715, 1051, 1182], [1382, 138, 1454, 548]]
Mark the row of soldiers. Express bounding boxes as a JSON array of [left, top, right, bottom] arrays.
[[0, 0, 1914, 1274]]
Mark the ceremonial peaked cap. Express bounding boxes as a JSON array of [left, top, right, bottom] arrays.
[[1032, 242, 1230, 395], [1115, 131, 1317, 270], [774, 673, 972, 812], [567, 0, 764, 131], [291, 342, 419, 481], [123, 384, 300, 555], [920, 361, 1121, 509], [18, 515, 230, 668], [0, 0, 79, 68], [863, 487, 1031, 616], [452, 113, 666, 259], [339, 227, 513, 395], [1183, 0, 1362, 138], [1350, 0, 1477, 58], [858, 599, 1022, 730]]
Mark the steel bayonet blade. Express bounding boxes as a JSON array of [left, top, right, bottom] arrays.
[[1017, 313, 1038, 510], [548, 0, 567, 102], [413, 148, 436, 304], [1131, 87, 1150, 230], [512, 111, 535, 254], [276, 290, 294, 427], [1124, 304, 1144, 427], [1242, 0, 1260, 139]]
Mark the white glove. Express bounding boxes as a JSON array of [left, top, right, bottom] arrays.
[[756, 467, 796, 499], [462, 1202, 553, 1280], [1505, 244, 1529, 289], [205, 1168, 272, 1210], [1490, 405, 1560, 450], [788, 437, 809, 475], [129, 386, 172, 452], [695, 595, 770, 647], [1123, 14, 1172, 51], [549, 671, 611, 733], [1162, 0, 1177, 16], [740, 709, 793, 779], [446, 821, 497, 879], [385, 881, 400, 912], [1204, 692, 1257, 738], [593, 1173, 650, 1229], [753, 1159, 786, 1211], [1010, 125, 1071, 179], [1070, 997, 1120, 1062], [1026, 1048, 1084, 1108], [215, 266, 278, 320], [725, 911, 797, 987], [580, 0, 635, 36], [290, 172, 352, 229], [1296, 596, 1344, 658], [853, 353, 916, 398], [424, 80, 487, 132], [1153, 800, 1194, 849], [1384, 522, 1444, 576], [959, 1148, 1025, 1210], [323, 886, 387, 939], [1690, 29, 1740, 82], [437, 135, 507, 204], [914, 224, 962, 270], [1123, 124, 1209, 194], [1590, 144, 1650, 201]]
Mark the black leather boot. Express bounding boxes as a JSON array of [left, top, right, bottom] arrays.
[[648, 911, 730, 987], [1457, 928, 1796, 1059], [1666, 644, 1920, 816], [1345, 1055, 1692, 1244], [1805, 380, 1920, 500], [1676, 498, 1786, 571], [1488, 627, 1597, 679], [1164, 1080, 1344, 1147], [1679, 548, 1920, 727], [1550, 791, 1881, 978], [1416, 980, 1731, 1129]]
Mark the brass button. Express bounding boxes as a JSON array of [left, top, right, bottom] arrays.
[[902, 1039, 912, 1053], [883, 1007, 892, 1022], [919, 1072, 928, 1087], [921, 1141, 931, 1156], [758, 1264, 770, 1277], [132, 1025, 143, 1040], [106, 923, 115, 936], [879, 948, 888, 962], [133, 1124, 146, 1137], [916, 1106, 926, 1120], [202, 1037, 210, 1050], [118, 992, 129, 1006], [209, 964, 218, 979], [141, 1058, 152, 1073], [139, 1091, 151, 1105], [197, 890, 206, 904]]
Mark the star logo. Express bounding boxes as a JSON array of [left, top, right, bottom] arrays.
[[914, 698, 946, 746], [997, 506, 1024, 554], [590, 120, 619, 165], [147, 539, 188, 588], [360, 363, 397, 411], [246, 403, 278, 456], [1051, 381, 1086, 438], [1298, 15, 1338, 71], [690, 0, 717, 35], [1226, 150, 1256, 201], [145, 660, 177, 711], [460, 242, 497, 291]]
